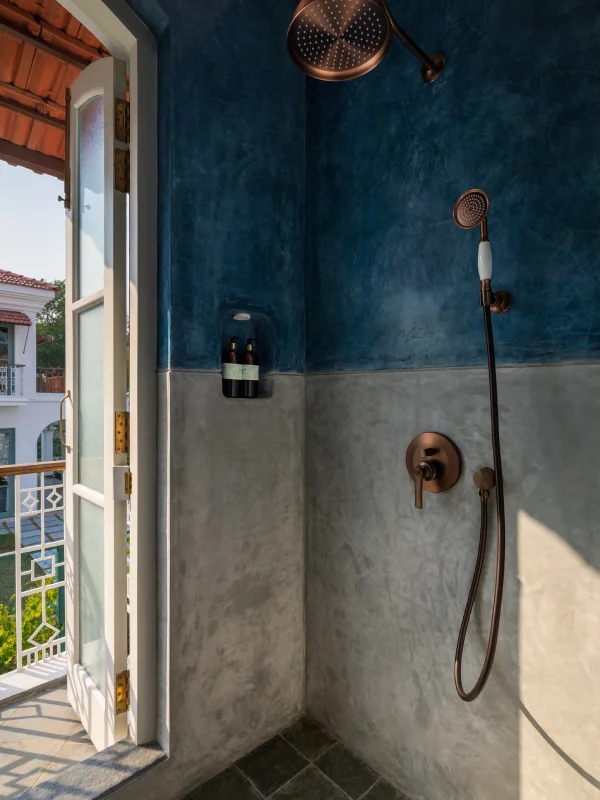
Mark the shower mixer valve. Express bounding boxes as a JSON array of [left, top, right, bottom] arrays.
[[406, 433, 462, 510]]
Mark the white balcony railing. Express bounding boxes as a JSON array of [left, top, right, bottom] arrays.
[[0, 364, 25, 397], [0, 461, 66, 675]]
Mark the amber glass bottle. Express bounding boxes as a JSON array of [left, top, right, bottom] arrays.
[[242, 339, 259, 398], [222, 337, 243, 398]]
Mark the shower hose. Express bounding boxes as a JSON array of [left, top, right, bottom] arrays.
[[454, 304, 506, 702]]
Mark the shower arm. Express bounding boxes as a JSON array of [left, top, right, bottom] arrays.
[[379, 0, 438, 72]]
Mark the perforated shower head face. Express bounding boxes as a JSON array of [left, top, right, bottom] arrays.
[[287, 0, 392, 82], [453, 189, 489, 230]]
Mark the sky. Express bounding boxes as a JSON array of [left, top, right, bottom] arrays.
[[0, 160, 66, 283]]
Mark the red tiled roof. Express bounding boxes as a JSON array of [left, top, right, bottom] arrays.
[[0, 309, 32, 325], [0, 0, 111, 177], [0, 269, 57, 291]]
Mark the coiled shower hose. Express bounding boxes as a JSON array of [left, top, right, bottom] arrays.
[[454, 305, 506, 702]]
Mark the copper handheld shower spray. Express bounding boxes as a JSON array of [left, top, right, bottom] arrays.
[[452, 190, 511, 702], [454, 191, 511, 313], [287, 0, 444, 83]]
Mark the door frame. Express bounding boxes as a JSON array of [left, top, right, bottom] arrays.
[[59, 0, 157, 746]]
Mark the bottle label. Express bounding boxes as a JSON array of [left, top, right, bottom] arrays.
[[242, 365, 259, 381], [222, 363, 244, 380]]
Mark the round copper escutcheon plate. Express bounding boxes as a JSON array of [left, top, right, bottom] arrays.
[[406, 432, 462, 494], [490, 291, 511, 314]]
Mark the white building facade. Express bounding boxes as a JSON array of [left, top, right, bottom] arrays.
[[0, 270, 63, 512]]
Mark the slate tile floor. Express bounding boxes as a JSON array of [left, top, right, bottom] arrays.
[[185, 718, 411, 800]]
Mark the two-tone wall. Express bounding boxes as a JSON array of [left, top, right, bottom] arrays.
[[124, 1, 306, 797], [119, 0, 600, 797], [304, 0, 600, 798]]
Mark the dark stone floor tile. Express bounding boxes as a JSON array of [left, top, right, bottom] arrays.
[[271, 765, 347, 799], [315, 744, 378, 799], [281, 718, 337, 761], [362, 779, 412, 800], [187, 766, 261, 800], [237, 735, 308, 796]]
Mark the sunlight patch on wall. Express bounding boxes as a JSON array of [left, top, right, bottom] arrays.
[[518, 510, 600, 799]]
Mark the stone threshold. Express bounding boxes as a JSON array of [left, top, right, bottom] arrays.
[[18, 738, 166, 800]]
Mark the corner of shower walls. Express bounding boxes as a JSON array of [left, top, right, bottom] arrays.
[[140, 368, 306, 800]]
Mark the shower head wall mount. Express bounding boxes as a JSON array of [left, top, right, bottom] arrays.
[[453, 189, 511, 314], [287, 0, 445, 83]]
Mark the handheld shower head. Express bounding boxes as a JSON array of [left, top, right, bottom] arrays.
[[454, 189, 492, 282], [453, 189, 489, 235], [287, 0, 444, 83]]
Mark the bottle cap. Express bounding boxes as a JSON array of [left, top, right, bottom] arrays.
[[246, 338, 255, 351], [229, 337, 238, 350]]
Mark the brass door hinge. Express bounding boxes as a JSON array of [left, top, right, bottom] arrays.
[[116, 670, 130, 714], [115, 411, 130, 454], [115, 98, 130, 144], [115, 148, 130, 193], [124, 471, 133, 495]]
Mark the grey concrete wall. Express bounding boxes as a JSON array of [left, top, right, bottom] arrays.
[[306, 364, 600, 800], [121, 371, 305, 800]]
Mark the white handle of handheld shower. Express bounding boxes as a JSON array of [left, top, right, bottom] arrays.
[[478, 241, 492, 280]]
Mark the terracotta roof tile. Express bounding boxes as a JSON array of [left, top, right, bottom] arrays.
[[0, 0, 111, 176], [0, 309, 32, 325], [0, 269, 57, 291]]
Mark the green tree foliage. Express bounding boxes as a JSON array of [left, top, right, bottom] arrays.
[[0, 589, 60, 675], [36, 280, 65, 369]]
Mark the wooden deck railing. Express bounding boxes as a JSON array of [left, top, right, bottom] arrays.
[[0, 461, 66, 477]]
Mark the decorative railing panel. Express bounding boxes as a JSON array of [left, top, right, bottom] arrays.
[[0, 461, 66, 675], [0, 364, 25, 397]]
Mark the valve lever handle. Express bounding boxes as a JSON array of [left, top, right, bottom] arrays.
[[414, 466, 424, 509], [414, 462, 436, 509]]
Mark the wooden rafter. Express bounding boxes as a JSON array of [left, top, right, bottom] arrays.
[[0, 138, 64, 179], [0, 95, 65, 129], [0, 80, 65, 117]]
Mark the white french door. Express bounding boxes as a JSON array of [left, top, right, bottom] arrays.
[[64, 55, 130, 751]]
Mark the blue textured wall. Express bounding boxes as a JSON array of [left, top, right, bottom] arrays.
[[130, 0, 305, 372], [305, 0, 600, 372]]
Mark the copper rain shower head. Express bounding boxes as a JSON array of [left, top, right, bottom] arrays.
[[287, 0, 445, 83]]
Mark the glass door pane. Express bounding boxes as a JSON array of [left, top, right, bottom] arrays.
[[78, 498, 105, 693], [78, 305, 104, 492], [78, 96, 105, 299]]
